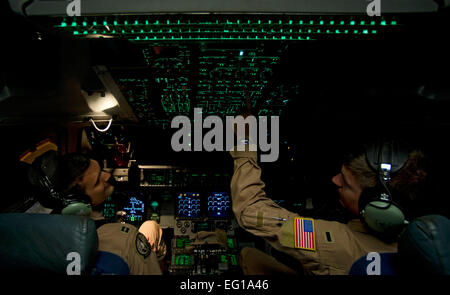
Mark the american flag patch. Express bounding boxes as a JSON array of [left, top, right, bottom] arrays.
[[294, 218, 316, 251]]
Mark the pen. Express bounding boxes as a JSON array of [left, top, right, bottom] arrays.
[[271, 217, 287, 221]]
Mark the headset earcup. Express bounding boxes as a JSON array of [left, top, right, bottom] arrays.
[[61, 192, 92, 216], [361, 201, 405, 234], [61, 201, 92, 216], [27, 151, 64, 209], [359, 187, 405, 234]]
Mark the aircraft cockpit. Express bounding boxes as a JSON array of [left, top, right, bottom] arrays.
[[1, 0, 449, 280]]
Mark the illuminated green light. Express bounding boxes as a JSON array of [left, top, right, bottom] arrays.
[[363, 29, 368, 34], [335, 29, 341, 34], [124, 20, 128, 25], [309, 20, 314, 25], [372, 30, 377, 34], [61, 22, 67, 27], [381, 20, 386, 26], [350, 20, 355, 25], [279, 20, 282, 24], [93, 30, 97, 34], [289, 20, 293, 24], [391, 20, 397, 25], [354, 30, 359, 34], [299, 20, 303, 25], [360, 21, 365, 25], [344, 30, 349, 34], [82, 21, 87, 26], [320, 20, 324, 25], [83, 30, 88, 35], [71, 21, 77, 27], [340, 21, 345, 25], [371, 20, 376, 25], [135, 20, 139, 25], [114, 20, 118, 25], [268, 20, 271, 24], [73, 31, 79, 35], [330, 21, 334, 25], [103, 21, 107, 25]]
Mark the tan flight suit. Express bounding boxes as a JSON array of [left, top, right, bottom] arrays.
[[230, 146, 397, 275], [97, 221, 166, 275]]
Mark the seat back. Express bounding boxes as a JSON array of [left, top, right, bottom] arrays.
[[0, 213, 98, 274], [398, 215, 450, 275], [349, 215, 450, 275]]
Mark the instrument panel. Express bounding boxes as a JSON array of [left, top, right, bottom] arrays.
[[102, 184, 241, 275]]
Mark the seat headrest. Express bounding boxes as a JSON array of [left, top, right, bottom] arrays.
[[398, 214, 450, 275], [0, 213, 98, 274]]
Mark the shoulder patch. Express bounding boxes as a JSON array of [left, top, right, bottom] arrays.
[[135, 232, 151, 259], [294, 217, 316, 251]]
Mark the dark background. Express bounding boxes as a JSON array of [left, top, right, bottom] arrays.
[[0, 2, 449, 218]]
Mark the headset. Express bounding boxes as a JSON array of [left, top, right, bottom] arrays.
[[358, 140, 410, 235], [29, 151, 93, 216]]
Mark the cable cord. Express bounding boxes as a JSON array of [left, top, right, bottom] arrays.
[[90, 118, 113, 132]]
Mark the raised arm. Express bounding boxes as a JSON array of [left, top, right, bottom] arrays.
[[230, 146, 298, 240]]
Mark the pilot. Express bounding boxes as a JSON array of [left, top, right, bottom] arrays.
[[30, 151, 166, 274], [230, 138, 431, 275]]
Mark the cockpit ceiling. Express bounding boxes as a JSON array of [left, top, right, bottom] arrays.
[[1, 2, 448, 127], [22, 14, 403, 126]]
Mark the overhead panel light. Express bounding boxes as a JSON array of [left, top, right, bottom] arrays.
[[82, 90, 119, 112]]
